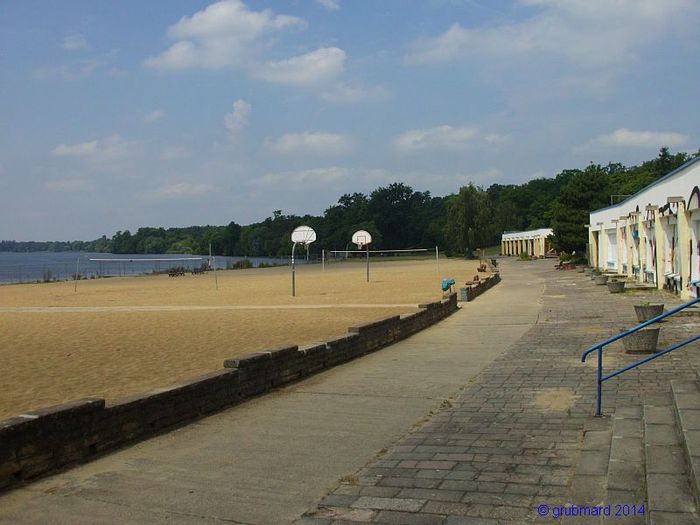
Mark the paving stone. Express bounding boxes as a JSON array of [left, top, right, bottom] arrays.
[[575, 450, 609, 475], [615, 406, 642, 418], [295, 517, 332, 525], [673, 393, 700, 411], [645, 424, 681, 446], [421, 501, 471, 516], [460, 491, 533, 508], [645, 445, 687, 475], [610, 437, 643, 462], [350, 496, 425, 512], [647, 473, 697, 513], [678, 410, 700, 431], [568, 474, 606, 506], [607, 459, 644, 491], [644, 406, 676, 425], [378, 477, 441, 489], [613, 417, 642, 438], [321, 494, 360, 507], [397, 488, 465, 502], [443, 518, 498, 525], [650, 510, 700, 524], [372, 510, 446, 525]]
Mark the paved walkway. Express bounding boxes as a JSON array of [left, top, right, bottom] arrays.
[[299, 261, 699, 524], [0, 260, 544, 524]]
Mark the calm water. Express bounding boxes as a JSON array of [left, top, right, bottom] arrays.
[[0, 252, 292, 284]]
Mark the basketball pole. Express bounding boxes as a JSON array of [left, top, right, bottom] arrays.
[[366, 244, 369, 282], [291, 241, 297, 297]]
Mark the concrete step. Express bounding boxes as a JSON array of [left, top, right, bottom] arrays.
[[644, 386, 700, 524], [606, 406, 645, 514], [569, 422, 612, 507], [672, 380, 700, 510]]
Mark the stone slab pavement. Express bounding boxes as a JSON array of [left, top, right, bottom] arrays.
[[0, 259, 545, 524], [299, 260, 700, 524]]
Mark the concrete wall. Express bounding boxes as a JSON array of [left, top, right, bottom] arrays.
[[459, 272, 502, 301], [0, 281, 502, 493]]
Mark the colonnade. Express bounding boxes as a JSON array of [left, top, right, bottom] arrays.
[[501, 228, 553, 258]]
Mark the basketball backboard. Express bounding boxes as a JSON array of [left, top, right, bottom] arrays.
[[352, 230, 372, 248], [291, 225, 317, 245]]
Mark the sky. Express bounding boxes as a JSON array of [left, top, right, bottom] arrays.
[[1, 0, 699, 241]]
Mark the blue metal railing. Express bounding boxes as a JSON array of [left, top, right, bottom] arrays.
[[582, 296, 700, 416]]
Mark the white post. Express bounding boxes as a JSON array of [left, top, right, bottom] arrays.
[[435, 245, 439, 275], [366, 244, 370, 283], [322, 249, 325, 272], [74, 257, 80, 292], [291, 242, 297, 296], [214, 256, 218, 291]]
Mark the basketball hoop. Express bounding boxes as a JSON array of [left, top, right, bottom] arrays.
[[352, 229, 372, 250], [351, 230, 372, 282], [291, 225, 316, 297]]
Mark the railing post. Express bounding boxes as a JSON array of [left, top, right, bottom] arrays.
[[596, 347, 603, 417]]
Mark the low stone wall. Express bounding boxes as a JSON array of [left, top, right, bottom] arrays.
[[0, 292, 466, 492], [459, 272, 501, 302]]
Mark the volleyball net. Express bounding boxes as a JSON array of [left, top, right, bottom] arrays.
[[322, 247, 440, 268]]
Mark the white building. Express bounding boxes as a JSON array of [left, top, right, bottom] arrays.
[[501, 228, 554, 258], [588, 156, 700, 300]]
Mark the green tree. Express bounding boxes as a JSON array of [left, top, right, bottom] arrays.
[[551, 165, 609, 253]]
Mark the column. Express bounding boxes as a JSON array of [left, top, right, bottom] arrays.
[[601, 230, 608, 272], [678, 201, 691, 300], [615, 221, 629, 274], [625, 221, 634, 279], [654, 209, 665, 290], [639, 219, 647, 280]]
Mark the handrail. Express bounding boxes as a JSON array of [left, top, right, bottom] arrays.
[[582, 296, 700, 416]]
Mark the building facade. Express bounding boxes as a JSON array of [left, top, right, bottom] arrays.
[[501, 228, 554, 258], [588, 156, 700, 300]]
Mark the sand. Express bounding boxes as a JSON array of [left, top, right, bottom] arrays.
[[0, 258, 483, 419]]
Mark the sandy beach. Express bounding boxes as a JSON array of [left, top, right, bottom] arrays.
[[0, 258, 484, 419]]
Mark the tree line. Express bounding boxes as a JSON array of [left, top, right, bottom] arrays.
[[2, 147, 696, 258]]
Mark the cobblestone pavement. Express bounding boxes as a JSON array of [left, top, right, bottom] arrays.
[[299, 260, 700, 524]]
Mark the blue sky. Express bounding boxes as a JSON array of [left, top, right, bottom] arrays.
[[1, 0, 698, 240]]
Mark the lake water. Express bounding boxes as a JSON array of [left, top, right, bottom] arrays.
[[0, 252, 293, 284]]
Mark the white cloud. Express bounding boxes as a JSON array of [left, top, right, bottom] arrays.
[[394, 125, 484, 152], [253, 47, 346, 86], [582, 128, 689, 149], [52, 140, 98, 158], [63, 34, 87, 51], [316, 0, 340, 10], [143, 110, 165, 123], [147, 182, 215, 199], [51, 135, 134, 162], [255, 167, 349, 187], [321, 83, 389, 103], [265, 131, 353, 155], [144, 0, 305, 70], [224, 99, 252, 139], [406, 0, 697, 71]]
